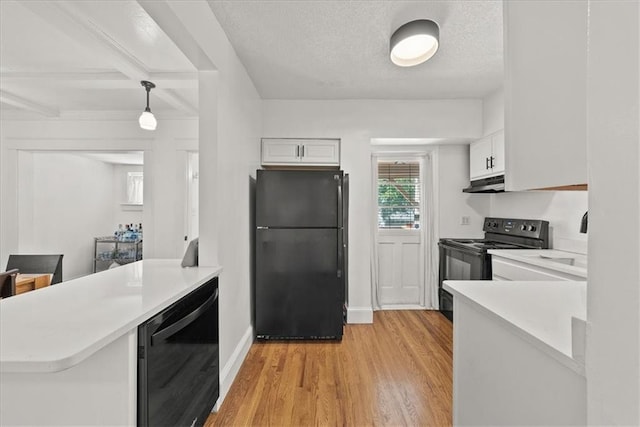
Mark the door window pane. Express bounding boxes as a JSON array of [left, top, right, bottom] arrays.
[[378, 161, 420, 229]]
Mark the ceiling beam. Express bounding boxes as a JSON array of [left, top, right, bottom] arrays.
[[18, 1, 197, 116], [0, 90, 59, 117], [137, 0, 216, 71], [0, 71, 199, 90]]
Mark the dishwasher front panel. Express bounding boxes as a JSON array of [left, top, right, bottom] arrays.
[[138, 277, 219, 427]]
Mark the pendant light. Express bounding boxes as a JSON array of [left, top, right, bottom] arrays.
[[139, 80, 157, 131], [390, 19, 440, 67]]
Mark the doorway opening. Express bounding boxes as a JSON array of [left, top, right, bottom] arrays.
[[371, 147, 439, 310], [15, 150, 144, 280], [183, 151, 199, 254]]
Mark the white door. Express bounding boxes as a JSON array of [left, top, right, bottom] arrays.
[[376, 159, 424, 307], [377, 230, 422, 304], [184, 152, 199, 252]]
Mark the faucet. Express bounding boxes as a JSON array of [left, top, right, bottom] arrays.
[[580, 211, 588, 233]]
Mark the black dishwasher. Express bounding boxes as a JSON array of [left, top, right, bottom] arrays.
[[138, 277, 219, 427]]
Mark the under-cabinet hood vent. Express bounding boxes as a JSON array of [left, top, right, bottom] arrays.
[[463, 175, 505, 193]]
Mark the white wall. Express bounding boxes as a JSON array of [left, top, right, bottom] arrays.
[[438, 145, 490, 238], [162, 1, 262, 405], [586, 1, 640, 424], [16, 152, 115, 280], [262, 99, 484, 319], [490, 191, 588, 253], [0, 119, 197, 270], [113, 164, 144, 229], [482, 87, 505, 136]]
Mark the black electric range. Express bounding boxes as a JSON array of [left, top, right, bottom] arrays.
[[438, 217, 549, 321]]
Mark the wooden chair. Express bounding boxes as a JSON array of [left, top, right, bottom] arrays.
[[6, 254, 64, 285], [0, 269, 19, 299]]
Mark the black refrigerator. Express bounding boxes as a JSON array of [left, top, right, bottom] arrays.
[[255, 169, 348, 340]]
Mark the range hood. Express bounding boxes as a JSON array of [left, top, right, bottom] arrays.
[[463, 175, 505, 193]]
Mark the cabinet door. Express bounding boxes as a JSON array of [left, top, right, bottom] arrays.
[[300, 139, 340, 166], [261, 139, 300, 165], [469, 136, 493, 180], [489, 130, 505, 176], [504, 1, 587, 190]]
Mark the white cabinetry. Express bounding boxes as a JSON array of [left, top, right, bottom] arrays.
[[504, 1, 587, 190], [489, 250, 587, 281], [492, 257, 585, 281], [469, 130, 504, 180], [261, 138, 340, 166]]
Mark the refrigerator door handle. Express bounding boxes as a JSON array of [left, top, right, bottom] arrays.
[[336, 176, 343, 228], [337, 229, 343, 279]]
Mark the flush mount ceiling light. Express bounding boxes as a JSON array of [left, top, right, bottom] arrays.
[[390, 19, 440, 67], [138, 80, 157, 131]]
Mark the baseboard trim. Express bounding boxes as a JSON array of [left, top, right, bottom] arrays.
[[347, 306, 373, 324], [213, 325, 253, 411], [379, 304, 427, 310]]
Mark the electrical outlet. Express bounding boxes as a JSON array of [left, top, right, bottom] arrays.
[[461, 216, 470, 225]]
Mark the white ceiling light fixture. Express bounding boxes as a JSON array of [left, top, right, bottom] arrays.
[[138, 80, 157, 131], [390, 19, 440, 67]]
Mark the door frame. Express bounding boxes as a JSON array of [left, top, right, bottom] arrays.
[[371, 146, 440, 310]]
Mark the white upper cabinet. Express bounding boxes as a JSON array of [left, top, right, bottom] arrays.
[[491, 130, 505, 174], [470, 130, 505, 181], [504, 1, 588, 190], [261, 138, 340, 166]]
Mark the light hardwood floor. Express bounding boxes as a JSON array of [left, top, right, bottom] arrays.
[[205, 310, 453, 427]]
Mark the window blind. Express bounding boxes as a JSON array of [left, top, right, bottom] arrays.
[[377, 161, 421, 229]]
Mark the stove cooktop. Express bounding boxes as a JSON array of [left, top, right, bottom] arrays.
[[440, 238, 528, 251], [439, 218, 550, 252]]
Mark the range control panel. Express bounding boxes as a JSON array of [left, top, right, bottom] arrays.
[[483, 217, 549, 240]]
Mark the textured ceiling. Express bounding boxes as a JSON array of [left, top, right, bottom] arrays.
[[208, 0, 504, 100]]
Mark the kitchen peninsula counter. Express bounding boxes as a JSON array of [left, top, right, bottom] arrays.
[[444, 280, 587, 426], [0, 259, 221, 426]]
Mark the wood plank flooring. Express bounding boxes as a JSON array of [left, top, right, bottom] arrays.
[[205, 310, 453, 427]]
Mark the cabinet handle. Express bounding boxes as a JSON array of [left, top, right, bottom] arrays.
[[296, 145, 300, 157], [485, 157, 490, 170], [301, 145, 305, 157], [490, 156, 495, 169]]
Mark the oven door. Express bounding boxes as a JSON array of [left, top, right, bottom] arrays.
[[438, 242, 491, 321]]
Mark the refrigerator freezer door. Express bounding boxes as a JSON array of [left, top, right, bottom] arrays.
[[256, 170, 342, 228], [256, 228, 343, 339]]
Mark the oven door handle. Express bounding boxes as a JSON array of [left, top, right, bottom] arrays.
[[439, 245, 484, 258], [151, 288, 218, 346]]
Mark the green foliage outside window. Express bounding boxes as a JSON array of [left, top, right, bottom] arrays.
[[378, 174, 420, 229]]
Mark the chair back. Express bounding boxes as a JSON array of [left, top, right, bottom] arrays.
[[6, 255, 63, 284], [0, 269, 19, 299]]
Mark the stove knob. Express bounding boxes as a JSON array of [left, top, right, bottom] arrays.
[[520, 224, 527, 231], [528, 225, 537, 232]]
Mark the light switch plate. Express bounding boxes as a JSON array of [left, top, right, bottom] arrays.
[[461, 216, 470, 225]]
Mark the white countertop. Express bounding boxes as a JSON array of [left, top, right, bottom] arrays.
[[0, 259, 222, 373], [488, 249, 588, 279], [444, 280, 587, 375]]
